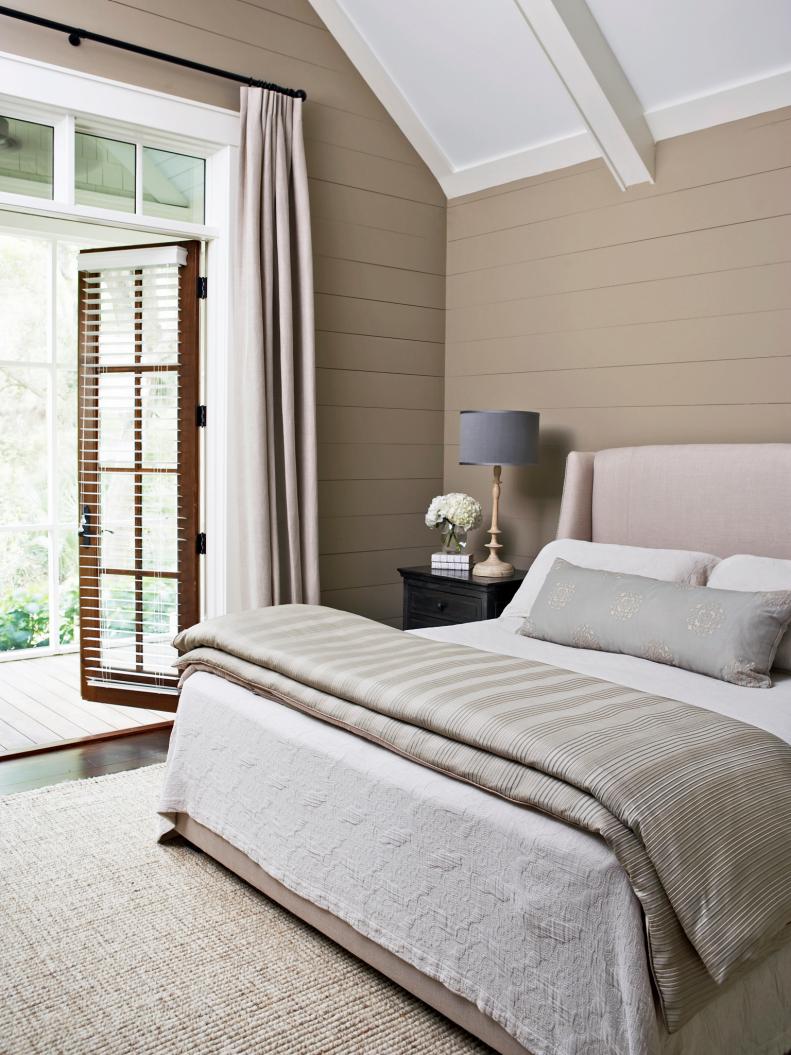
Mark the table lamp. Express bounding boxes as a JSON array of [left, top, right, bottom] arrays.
[[459, 410, 540, 578]]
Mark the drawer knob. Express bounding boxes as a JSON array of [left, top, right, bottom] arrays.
[[436, 600, 446, 611]]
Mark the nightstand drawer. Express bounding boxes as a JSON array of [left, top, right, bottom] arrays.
[[406, 585, 484, 627], [399, 565, 527, 632]]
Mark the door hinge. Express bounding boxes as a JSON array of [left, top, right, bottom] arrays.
[[196, 532, 206, 555], [197, 275, 208, 299], [196, 404, 207, 427]]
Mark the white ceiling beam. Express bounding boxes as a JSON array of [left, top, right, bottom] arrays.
[[511, 0, 654, 189]]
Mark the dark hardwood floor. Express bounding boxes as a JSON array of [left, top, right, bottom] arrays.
[[0, 726, 172, 795]]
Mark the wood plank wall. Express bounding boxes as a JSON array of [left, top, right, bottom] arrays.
[[8, 5, 789, 616], [2, 0, 446, 627], [444, 108, 791, 569]]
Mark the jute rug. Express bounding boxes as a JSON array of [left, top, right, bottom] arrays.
[[0, 764, 486, 1055]]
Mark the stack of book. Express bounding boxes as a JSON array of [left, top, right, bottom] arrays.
[[431, 551, 474, 572]]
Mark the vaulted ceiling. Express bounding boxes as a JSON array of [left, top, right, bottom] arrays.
[[308, 0, 791, 197]]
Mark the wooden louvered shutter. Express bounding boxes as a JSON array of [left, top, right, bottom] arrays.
[[77, 241, 200, 711]]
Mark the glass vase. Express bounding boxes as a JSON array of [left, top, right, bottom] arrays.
[[440, 522, 468, 554]]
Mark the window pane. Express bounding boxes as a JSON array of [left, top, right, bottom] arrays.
[[143, 147, 204, 223], [57, 369, 78, 526], [141, 576, 178, 673], [98, 372, 135, 468], [75, 132, 135, 213], [0, 530, 50, 652], [142, 474, 178, 572], [0, 365, 48, 525], [99, 572, 136, 670], [58, 530, 79, 646], [142, 372, 178, 468], [0, 115, 53, 199], [96, 269, 137, 366], [56, 241, 81, 365], [0, 233, 49, 362], [142, 268, 179, 365], [100, 472, 135, 571]]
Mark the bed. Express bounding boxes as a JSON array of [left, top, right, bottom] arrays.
[[157, 444, 791, 1055]]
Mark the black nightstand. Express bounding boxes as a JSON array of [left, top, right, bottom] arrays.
[[398, 565, 527, 630]]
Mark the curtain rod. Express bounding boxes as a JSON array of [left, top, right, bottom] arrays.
[[0, 4, 307, 100]]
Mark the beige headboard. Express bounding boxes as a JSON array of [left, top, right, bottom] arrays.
[[556, 444, 791, 559]]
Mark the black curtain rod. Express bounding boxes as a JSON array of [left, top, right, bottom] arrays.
[[0, 4, 307, 100]]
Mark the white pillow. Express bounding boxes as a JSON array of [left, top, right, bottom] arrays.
[[501, 540, 720, 620], [707, 555, 791, 671]]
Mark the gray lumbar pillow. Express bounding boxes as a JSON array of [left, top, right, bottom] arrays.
[[520, 558, 791, 688]]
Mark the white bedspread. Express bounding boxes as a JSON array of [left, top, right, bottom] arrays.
[[158, 617, 791, 1055]]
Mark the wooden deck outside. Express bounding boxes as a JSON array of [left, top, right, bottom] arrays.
[[0, 652, 173, 756]]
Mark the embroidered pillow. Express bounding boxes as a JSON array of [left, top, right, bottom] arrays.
[[519, 559, 791, 688], [707, 555, 791, 672]]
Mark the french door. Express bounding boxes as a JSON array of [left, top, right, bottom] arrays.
[[77, 241, 201, 710]]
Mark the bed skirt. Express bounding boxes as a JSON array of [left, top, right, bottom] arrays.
[[172, 812, 533, 1055]]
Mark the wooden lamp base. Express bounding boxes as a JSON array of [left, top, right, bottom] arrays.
[[472, 465, 514, 578]]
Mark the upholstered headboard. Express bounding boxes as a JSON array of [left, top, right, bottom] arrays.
[[556, 444, 791, 559]]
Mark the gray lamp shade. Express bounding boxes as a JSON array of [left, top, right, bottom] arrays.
[[459, 410, 540, 466]]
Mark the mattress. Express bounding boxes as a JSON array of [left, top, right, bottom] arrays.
[[158, 617, 791, 1055]]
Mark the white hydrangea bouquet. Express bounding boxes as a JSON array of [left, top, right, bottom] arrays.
[[425, 492, 482, 553]]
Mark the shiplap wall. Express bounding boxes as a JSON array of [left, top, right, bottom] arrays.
[[444, 108, 791, 568], [8, 6, 789, 615], [2, 0, 445, 626]]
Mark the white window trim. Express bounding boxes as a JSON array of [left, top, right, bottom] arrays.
[[0, 50, 238, 622], [0, 50, 239, 147]]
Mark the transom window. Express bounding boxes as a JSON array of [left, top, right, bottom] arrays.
[[0, 114, 53, 198], [0, 109, 207, 226]]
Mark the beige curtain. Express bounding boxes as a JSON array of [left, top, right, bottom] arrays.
[[229, 86, 320, 610]]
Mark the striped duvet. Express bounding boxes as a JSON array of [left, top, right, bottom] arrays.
[[174, 604, 791, 1030]]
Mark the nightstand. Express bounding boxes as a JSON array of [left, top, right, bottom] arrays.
[[398, 565, 527, 631]]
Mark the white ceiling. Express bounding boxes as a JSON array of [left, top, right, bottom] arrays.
[[335, 0, 586, 169], [309, 0, 791, 198], [587, 0, 791, 112]]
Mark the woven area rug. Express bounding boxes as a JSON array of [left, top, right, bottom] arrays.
[[0, 764, 486, 1055]]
